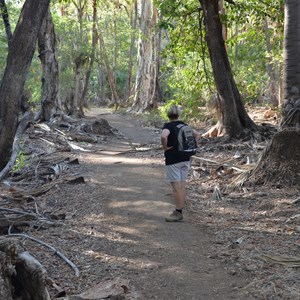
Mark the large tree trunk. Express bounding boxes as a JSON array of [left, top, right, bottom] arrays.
[[131, 0, 156, 112], [38, 8, 61, 122], [246, 130, 300, 186], [243, 0, 300, 188], [0, 0, 50, 171], [200, 0, 257, 139], [69, 53, 86, 116], [282, 0, 300, 128], [151, 6, 162, 105]]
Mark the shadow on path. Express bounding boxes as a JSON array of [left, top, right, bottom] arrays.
[[79, 108, 248, 299]]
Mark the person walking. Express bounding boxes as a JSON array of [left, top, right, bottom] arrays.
[[161, 105, 200, 222]]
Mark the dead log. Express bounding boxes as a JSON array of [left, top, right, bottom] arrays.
[[0, 237, 50, 300]]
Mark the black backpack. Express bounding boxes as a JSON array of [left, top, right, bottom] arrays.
[[174, 123, 197, 156]]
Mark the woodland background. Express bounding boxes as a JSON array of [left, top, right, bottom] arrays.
[[0, 0, 284, 117]]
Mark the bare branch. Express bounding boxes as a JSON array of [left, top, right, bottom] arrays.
[[8, 226, 80, 277]]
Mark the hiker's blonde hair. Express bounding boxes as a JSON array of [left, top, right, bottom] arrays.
[[167, 105, 181, 120]]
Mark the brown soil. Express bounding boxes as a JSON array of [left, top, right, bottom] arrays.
[[4, 108, 300, 299]]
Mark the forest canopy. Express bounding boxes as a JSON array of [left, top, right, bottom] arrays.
[[0, 0, 285, 113]]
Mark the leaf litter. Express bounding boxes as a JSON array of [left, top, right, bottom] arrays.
[[0, 108, 299, 299]]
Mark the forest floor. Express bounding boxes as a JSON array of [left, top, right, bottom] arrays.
[[1, 107, 300, 299]]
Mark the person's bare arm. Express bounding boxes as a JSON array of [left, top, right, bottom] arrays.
[[193, 129, 201, 142], [161, 128, 172, 151]]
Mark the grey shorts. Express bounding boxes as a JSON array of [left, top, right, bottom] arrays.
[[165, 161, 190, 182]]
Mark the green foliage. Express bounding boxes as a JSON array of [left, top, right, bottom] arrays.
[[157, 0, 215, 112], [12, 150, 26, 172], [156, 0, 284, 116], [225, 0, 284, 103]]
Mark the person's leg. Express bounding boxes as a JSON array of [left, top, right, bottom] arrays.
[[171, 180, 186, 210], [165, 161, 190, 222]]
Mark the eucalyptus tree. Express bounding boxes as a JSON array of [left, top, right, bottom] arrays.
[[0, 0, 50, 171], [125, 0, 137, 102], [78, 0, 97, 115], [131, 0, 158, 112], [38, 8, 61, 122]]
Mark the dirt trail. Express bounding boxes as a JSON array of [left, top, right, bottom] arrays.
[[64, 108, 247, 299]]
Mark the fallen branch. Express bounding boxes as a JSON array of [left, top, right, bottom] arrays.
[[0, 207, 59, 232], [8, 226, 80, 277], [0, 206, 39, 216], [261, 253, 300, 268], [192, 155, 247, 172]]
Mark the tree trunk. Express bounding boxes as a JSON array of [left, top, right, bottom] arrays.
[[78, 0, 98, 116], [113, 6, 118, 102], [244, 0, 300, 187], [150, 6, 161, 106], [282, 0, 300, 128], [69, 53, 86, 116], [247, 130, 300, 186], [264, 18, 278, 107], [38, 8, 61, 122], [0, 0, 50, 171], [97, 63, 105, 102], [98, 26, 120, 105], [68, 0, 88, 116], [219, 0, 227, 44], [199, 0, 257, 139], [131, 0, 155, 112], [125, 0, 138, 102], [0, 0, 12, 45]]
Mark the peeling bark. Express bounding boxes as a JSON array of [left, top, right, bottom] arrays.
[[38, 8, 61, 122]]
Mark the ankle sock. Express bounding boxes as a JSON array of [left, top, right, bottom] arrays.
[[176, 208, 182, 214]]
